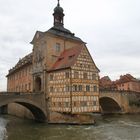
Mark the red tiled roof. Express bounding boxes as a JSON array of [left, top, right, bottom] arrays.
[[99, 74, 140, 90], [100, 76, 111, 83], [49, 45, 83, 71], [116, 74, 137, 84]]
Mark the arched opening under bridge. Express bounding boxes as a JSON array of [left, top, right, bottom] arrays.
[[99, 97, 122, 114], [0, 99, 47, 122]]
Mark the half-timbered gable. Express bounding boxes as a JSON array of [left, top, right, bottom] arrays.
[[48, 44, 100, 114], [71, 45, 99, 113]]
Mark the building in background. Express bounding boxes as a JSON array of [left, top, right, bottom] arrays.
[[100, 74, 140, 92], [6, 1, 100, 122], [99, 76, 112, 90], [115, 74, 140, 92]]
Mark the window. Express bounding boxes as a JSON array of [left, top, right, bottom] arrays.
[[16, 86, 18, 92], [55, 43, 60, 52], [73, 85, 78, 92], [52, 102, 56, 107], [81, 101, 87, 107], [58, 57, 64, 61], [66, 85, 70, 92], [88, 65, 90, 68], [29, 83, 31, 90], [23, 70, 24, 76], [25, 84, 27, 91], [69, 54, 75, 60], [65, 72, 70, 78], [93, 101, 97, 106], [22, 85, 24, 91], [58, 102, 62, 107], [83, 73, 87, 79], [86, 85, 90, 92], [19, 86, 21, 92], [25, 68, 28, 76], [50, 87, 54, 92], [78, 85, 82, 91], [64, 102, 69, 107], [93, 86, 97, 92], [92, 74, 96, 80], [50, 74, 53, 80], [73, 102, 77, 107], [74, 71, 79, 78], [19, 72, 21, 78]]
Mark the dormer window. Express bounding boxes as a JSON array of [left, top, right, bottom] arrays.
[[58, 57, 64, 61], [69, 54, 75, 59]]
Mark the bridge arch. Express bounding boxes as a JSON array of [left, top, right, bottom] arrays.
[[99, 97, 122, 114], [0, 98, 47, 122]]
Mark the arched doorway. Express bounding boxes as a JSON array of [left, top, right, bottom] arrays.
[[99, 97, 121, 114], [35, 77, 42, 92]]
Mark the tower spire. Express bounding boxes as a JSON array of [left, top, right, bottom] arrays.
[[57, 0, 60, 7]]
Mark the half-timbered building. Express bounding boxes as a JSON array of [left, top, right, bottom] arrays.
[[7, 1, 100, 122]]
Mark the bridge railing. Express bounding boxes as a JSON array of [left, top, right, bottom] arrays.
[[0, 92, 44, 96], [100, 89, 140, 95]]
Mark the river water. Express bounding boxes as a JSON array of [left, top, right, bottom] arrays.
[[0, 114, 140, 140]]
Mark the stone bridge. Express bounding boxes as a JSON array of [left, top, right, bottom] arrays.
[[0, 92, 47, 122], [99, 90, 140, 114]]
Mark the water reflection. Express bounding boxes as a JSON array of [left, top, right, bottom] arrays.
[[0, 114, 140, 140]]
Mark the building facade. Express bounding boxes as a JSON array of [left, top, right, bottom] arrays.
[[7, 1, 100, 122], [7, 53, 33, 92]]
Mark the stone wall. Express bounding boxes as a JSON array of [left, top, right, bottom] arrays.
[[49, 111, 95, 124], [127, 93, 140, 113], [7, 103, 95, 124]]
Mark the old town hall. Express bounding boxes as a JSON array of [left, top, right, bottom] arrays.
[[7, 1, 100, 122]]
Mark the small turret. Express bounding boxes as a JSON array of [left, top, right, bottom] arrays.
[[53, 0, 65, 27]]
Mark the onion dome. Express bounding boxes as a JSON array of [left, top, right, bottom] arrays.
[[54, 0, 64, 13]]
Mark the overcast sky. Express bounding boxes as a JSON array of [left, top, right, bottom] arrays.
[[0, 0, 140, 91]]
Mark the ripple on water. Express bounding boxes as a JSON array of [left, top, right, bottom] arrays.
[[119, 121, 140, 128], [0, 118, 8, 140]]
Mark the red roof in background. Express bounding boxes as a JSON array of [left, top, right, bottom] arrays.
[[116, 74, 137, 84], [99, 74, 140, 90], [100, 76, 111, 82], [49, 45, 83, 71]]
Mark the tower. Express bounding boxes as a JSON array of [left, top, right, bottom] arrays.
[[53, 0, 64, 27]]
